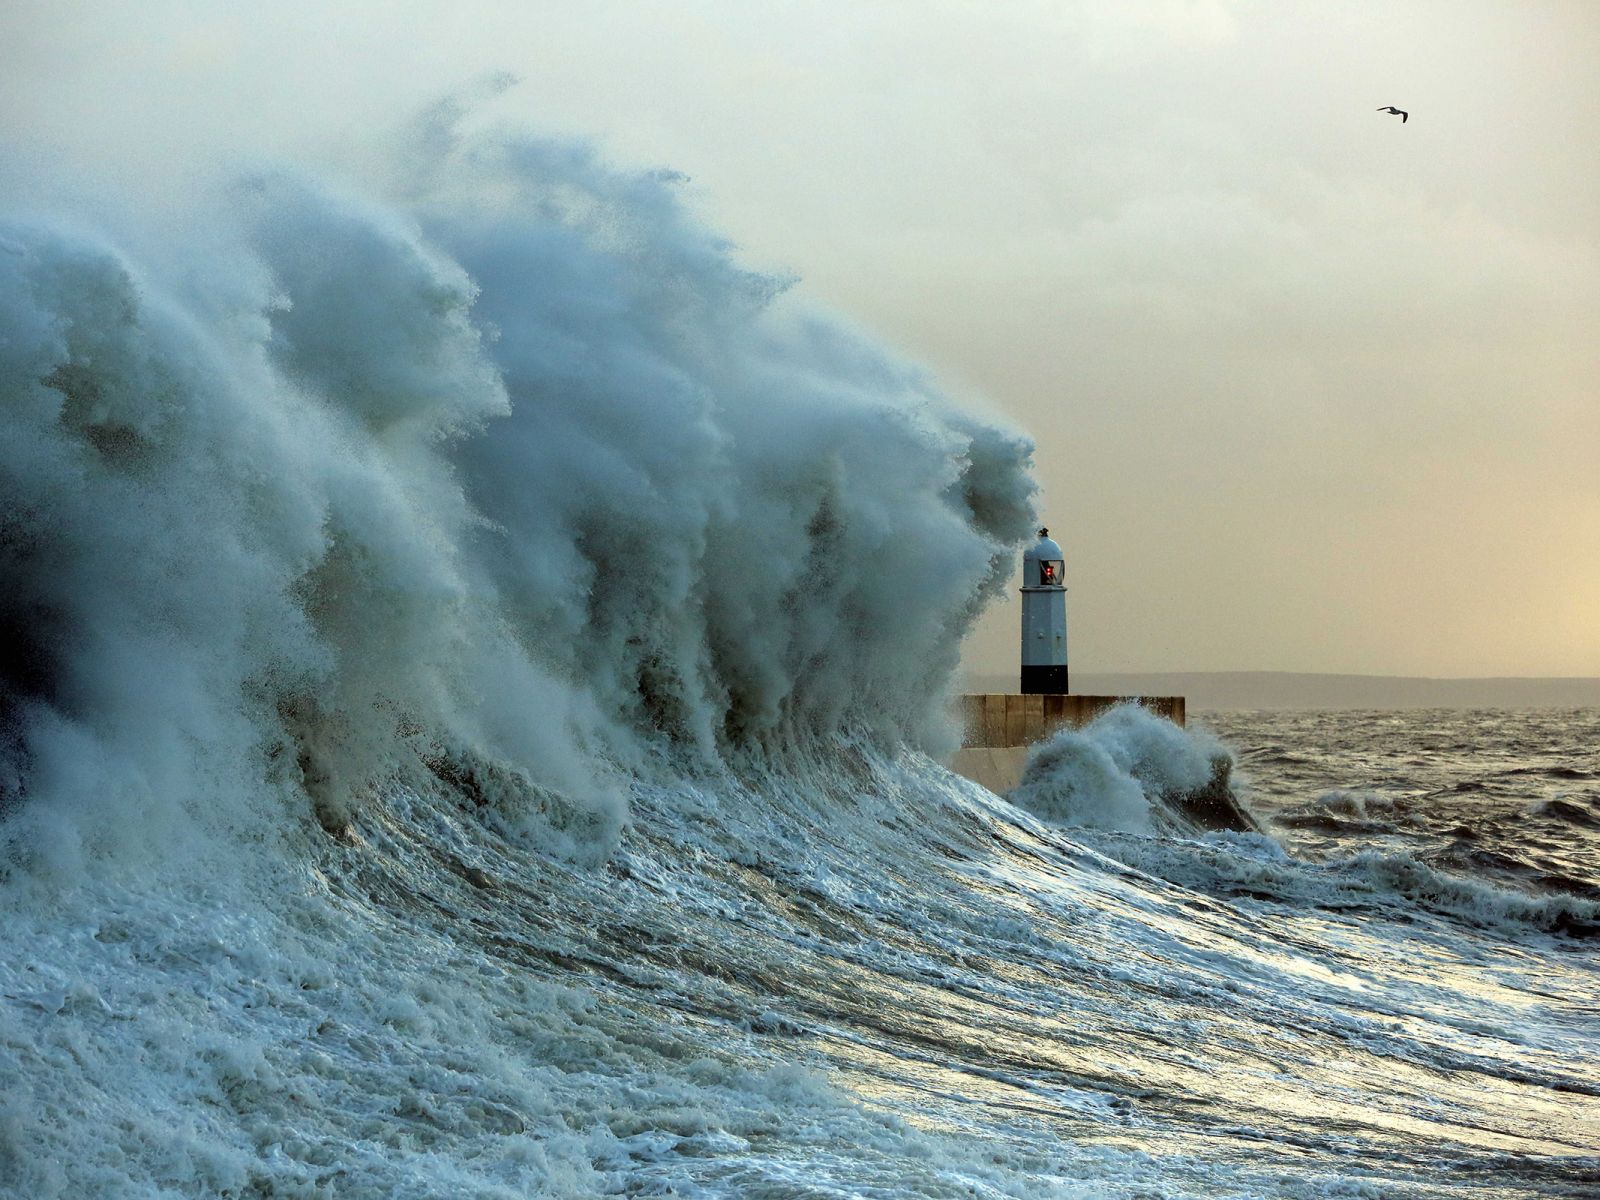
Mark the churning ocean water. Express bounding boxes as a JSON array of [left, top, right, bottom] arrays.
[[3, 110, 1598, 1198]]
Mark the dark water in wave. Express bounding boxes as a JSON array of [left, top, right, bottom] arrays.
[[1209, 708, 1600, 907]]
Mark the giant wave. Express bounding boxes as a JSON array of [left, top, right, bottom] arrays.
[[0, 101, 1033, 875]]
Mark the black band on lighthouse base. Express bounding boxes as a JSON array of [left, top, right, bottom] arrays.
[[1020, 665, 1069, 695]]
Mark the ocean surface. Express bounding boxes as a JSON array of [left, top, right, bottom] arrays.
[[4, 108, 1598, 1198], [5, 702, 1598, 1199]]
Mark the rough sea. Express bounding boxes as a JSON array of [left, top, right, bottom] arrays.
[[3, 108, 1597, 1198]]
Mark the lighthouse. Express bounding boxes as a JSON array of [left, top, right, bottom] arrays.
[[1020, 527, 1068, 694]]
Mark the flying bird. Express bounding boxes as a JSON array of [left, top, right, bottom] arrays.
[[1377, 106, 1408, 123]]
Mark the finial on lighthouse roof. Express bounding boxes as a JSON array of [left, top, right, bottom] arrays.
[[1039, 526, 1049, 538]]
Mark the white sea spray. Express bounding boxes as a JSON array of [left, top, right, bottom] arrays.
[[1009, 703, 1227, 833], [0, 111, 1035, 882]]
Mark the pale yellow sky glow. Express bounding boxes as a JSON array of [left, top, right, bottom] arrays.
[[6, 0, 1596, 676]]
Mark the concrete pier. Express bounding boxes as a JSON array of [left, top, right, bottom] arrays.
[[947, 692, 1186, 794]]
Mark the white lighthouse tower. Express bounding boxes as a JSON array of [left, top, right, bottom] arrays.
[[1020, 527, 1068, 694]]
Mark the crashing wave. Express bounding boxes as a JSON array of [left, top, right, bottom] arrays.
[[0, 113, 1038, 874], [1007, 703, 1258, 835]]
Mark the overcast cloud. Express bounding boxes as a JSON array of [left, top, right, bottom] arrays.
[[5, 0, 1596, 675]]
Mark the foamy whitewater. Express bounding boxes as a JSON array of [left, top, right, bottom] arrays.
[[3, 110, 1597, 1198]]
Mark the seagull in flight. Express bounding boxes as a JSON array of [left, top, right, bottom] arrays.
[[1377, 106, 1408, 123]]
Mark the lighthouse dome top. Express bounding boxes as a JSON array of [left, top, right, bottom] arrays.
[[1021, 527, 1065, 589], [1022, 528, 1063, 563]]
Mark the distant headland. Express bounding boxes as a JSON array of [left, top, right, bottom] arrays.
[[960, 671, 1600, 712]]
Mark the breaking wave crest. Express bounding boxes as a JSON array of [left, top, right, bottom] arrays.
[[1008, 704, 1252, 835], [0, 108, 1036, 879]]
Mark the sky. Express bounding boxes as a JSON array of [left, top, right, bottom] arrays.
[[5, 0, 1597, 677]]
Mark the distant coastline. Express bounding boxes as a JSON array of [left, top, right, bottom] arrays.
[[959, 671, 1600, 712]]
